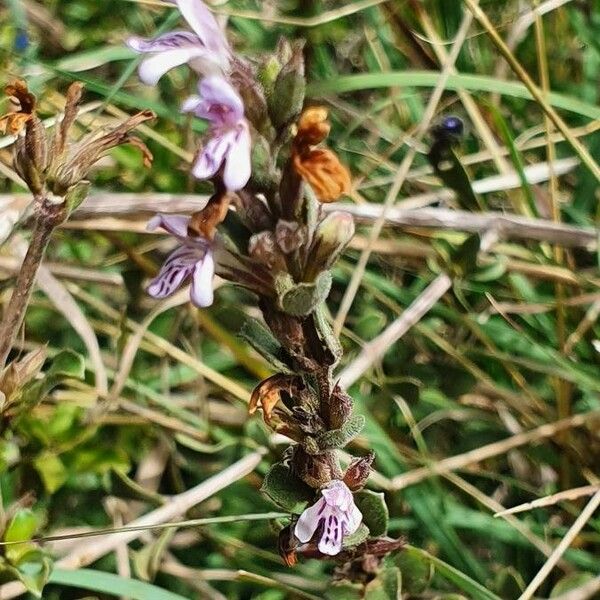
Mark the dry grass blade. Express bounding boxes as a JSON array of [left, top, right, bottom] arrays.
[[0, 450, 266, 599], [462, 0, 600, 182], [390, 410, 600, 490], [332, 8, 476, 336], [494, 485, 600, 517], [518, 490, 600, 600]]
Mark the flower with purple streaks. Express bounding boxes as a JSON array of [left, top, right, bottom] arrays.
[[183, 75, 251, 191], [294, 479, 362, 556], [146, 213, 214, 307], [127, 0, 230, 85]]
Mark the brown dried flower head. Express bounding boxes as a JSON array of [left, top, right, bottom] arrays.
[[249, 373, 296, 422], [188, 192, 231, 240], [0, 80, 36, 135], [292, 107, 351, 202]]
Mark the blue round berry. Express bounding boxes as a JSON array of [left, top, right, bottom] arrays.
[[440, 116, 464, 136], [441, 116, 464, 136]]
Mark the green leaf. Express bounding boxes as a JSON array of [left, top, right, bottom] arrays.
[[33, 451, 67, 494], [48, 568, 191, 600], [239, 317, 291, 373], [5, 510, 38, 545], [342, 523, 369, 549], [390, 546, 434, 594], [275, 271, 332, 316], [364, 566, 402, 600], [261, 463, 314, 513], [354, 490, 389, 536], [317, 414, 365, 450], [45, 350, 85, 381], [325, 581, 363, 600]]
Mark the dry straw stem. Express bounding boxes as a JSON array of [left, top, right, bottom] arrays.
[[389, 409, 600, 491], [462, 0, 600, 182], [518, 489, 600, 600], [494, 485, 600, 517], [332, 7, 476, 336], [0, 450, 265, 599]]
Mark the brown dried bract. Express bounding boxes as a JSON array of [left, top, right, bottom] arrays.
[[291, 107, 351, 202], [0, 80, 36, 135], [249, 373, 296, 421], [188, 192, 231, 240]]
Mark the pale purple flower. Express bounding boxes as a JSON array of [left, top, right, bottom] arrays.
[[147, 214, 214, 307], [127, 0, 230, 85], [183, 75, 251, 191], [294, 480, 362, 556]]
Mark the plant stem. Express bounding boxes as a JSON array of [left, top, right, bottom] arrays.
[[0, 198, 65, 369]]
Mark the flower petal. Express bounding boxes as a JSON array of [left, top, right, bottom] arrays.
[[192, 133, 231, 181], [321, 480, 353, 511], [127, 31, 200, 53], [318, 513, 344, 556], [147, 214, 190, 238], [222, 123, 251, 191], [190, 251, 214, 307], [294, 499, 326, 544], [345, 504, 363, 536], [175, 0, 229, 55], [137, 48, 205, 85], [181, 94, 202, 113], [197, 76, 244, 124], [147, 246, 200, 299]]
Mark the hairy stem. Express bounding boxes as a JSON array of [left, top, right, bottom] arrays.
[[0, 198, 65, 369]]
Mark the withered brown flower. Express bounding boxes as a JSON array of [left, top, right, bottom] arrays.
[[187, 191, 231, 240], [291, 106, 351, 203], [293, 148, 351, 203], [249, 373, 295, 421], [0, 80, 36, 135]]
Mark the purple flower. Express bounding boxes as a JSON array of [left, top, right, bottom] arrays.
[[127, 0, 230, 85], [294, 480, 362, 556], [146, 214, 214, 307], [183, 76, 251, 191]]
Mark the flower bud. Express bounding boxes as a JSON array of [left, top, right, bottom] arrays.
[[343, 452, 375, 491], [275, 220, 305, 254], [305, 211, 354, 280], [257, 55, 282, 98], [268, 41, 306, 129], [248, 231, 285, 270]]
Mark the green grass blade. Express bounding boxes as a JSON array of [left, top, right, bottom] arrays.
[[309, 71, 600, 120], [48, 568, 190, 600]]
